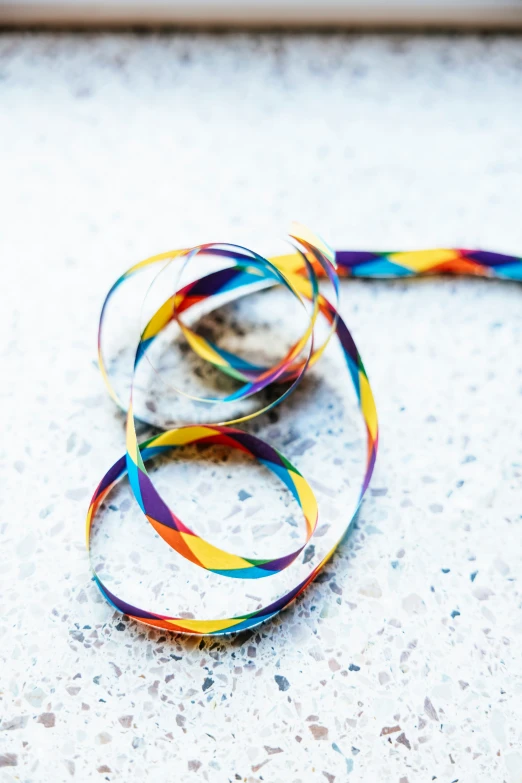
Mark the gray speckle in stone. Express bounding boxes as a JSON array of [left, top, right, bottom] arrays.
[[303, 545, 315, 564], [309, 724, 328, 740], [359, 579, 382, 599], [474, 586, 495, 601], [24, 687, 47, 708], [424, 697, 439, 721], [402, 593, 427, 615], [66, 433, 77, 453], [65, 487, 89, 501], [1, 716, 28, 730], [290, 438, 316, 456], [37, 712, 56, 728], [0, 754, 18, 768], [396, 733, 411, 750], [371, 488, 388, 497], [380, 726, 401, 736], [274, 675, 290, 692]]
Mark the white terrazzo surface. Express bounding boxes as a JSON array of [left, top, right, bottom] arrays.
[[1, 32, 522, 783]]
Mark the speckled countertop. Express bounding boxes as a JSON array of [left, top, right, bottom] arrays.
[[1, 32, 522, 783]]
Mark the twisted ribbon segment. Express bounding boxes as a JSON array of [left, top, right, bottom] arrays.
[[88, 230, 521, 635]]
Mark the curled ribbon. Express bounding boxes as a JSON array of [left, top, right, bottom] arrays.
[[87, 229, 522, 635]]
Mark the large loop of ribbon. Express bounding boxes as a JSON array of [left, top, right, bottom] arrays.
[[87, 229, 522, 635]]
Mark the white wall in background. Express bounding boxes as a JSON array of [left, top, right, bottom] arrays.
[[2, 0, 522, 27]]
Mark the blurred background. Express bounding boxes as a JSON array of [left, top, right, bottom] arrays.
[[2, 0, 522, 27]]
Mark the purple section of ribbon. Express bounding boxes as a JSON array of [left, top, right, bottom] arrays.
[[336, 251, 381, 269], [257, 550, 300, 572], [186, 266, 242, 297], [98, 456, 127, 495], [228, 431, 284, 467], [465, 250, 520, 267], [138, 470, 178, 530]]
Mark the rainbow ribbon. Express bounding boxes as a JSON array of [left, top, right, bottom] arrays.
[[87, 232, 522, 635]]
